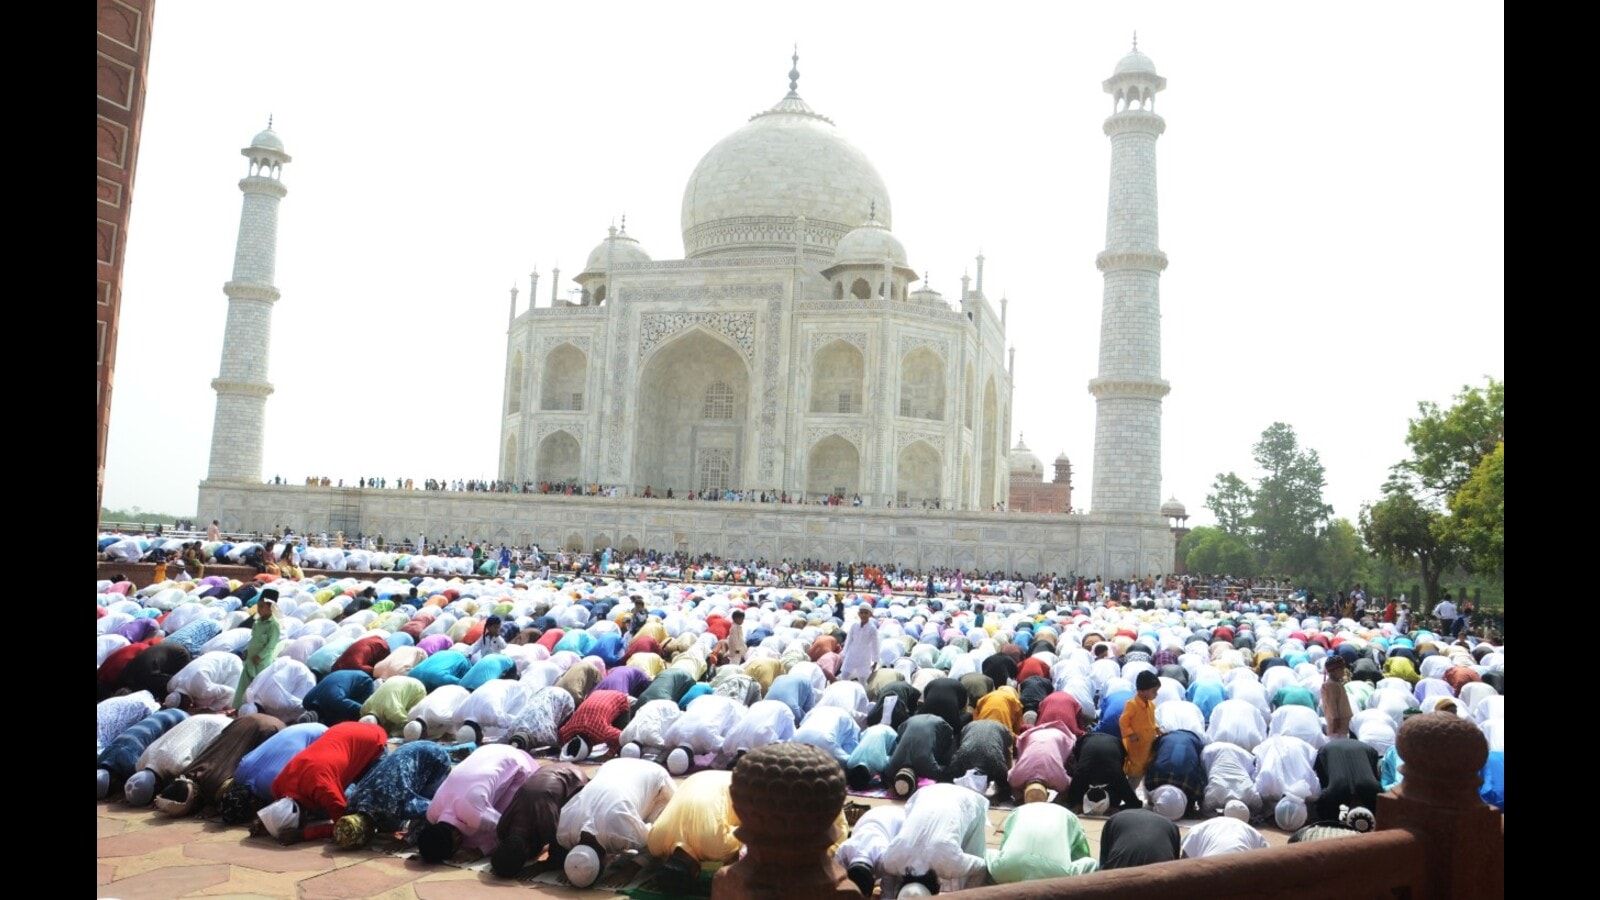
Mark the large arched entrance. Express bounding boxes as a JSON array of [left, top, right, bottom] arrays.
[[633, 330, 751, 495], [897, 440, 942, 508], [537, 431, 581, 484], [807, 435, 860, 500]]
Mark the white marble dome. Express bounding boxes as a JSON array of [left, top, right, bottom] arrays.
[[1160, 496, 1187, 518], [1114, 49, 1158, 76], [249, 128, 285, 153], [832, 217, 907, 267], [583, 227, 652, 273], [1009, 438, 1044, 480], [681, 85, 890, 259]]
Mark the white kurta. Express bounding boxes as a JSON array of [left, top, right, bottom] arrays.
[[244, 657, 317, 721], [620, 700, 683, 750], [556, 758, 676, 854], [839, 620, 880, 682], [167, 651, 245, 711], [714, 700, 796, 765], [136, 714, 231, 778], [835, 804, 906, 871], [664, 695, 745, 756], [879, 783, 990, 892], [1179, 817, 1270, 858]]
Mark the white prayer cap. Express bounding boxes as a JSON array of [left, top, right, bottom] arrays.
[[1151, 785, 1187, 822], [164, 692, 184, 709], [239, 703, 261, 717], [564, 845, 602, 887], [359, 714, 380, 726], [1223, 799, 1250, 822], [1073, 786, 1108, 816], [1275, 795, 1308, 831], [402, 720, 424, 742], [898, 884, 933, 898], [257, 797, 301, 839]]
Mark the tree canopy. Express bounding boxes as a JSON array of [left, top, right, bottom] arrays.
[[1362, 378, 1503, 600]]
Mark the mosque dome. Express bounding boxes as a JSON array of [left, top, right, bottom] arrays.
[[1114, 48, 1158, 76], [1009, 438, 1044, 480], [681, 57, 890, 259], [1055, 451, 1072, 465], [831, 217, 908, 268], [582, 225, 652, 273], [1160, 496, 1188, 518], [249, 128, 285, 153]]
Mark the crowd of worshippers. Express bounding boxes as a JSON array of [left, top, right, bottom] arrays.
[[97, 570, 1505, 895]]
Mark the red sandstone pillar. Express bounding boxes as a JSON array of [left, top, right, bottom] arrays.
[[1377, 712, 1504, 900], [712, 742, 862, 900]]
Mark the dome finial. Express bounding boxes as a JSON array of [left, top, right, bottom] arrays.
[[267, 114, 273, 130], [869, 199, 876, 221], [620, 213, 627, 234], [788, 45, 800, 96], [1132, 31, 1138, 52]]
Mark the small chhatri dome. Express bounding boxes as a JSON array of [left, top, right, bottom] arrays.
[[1114, 32, 1158, 76], [831, 213, 908, 267], [1054, 450, 1071, 464], [582, 222, 652, 273], [1009, 436, 1044, 480], [1160, 496, 1188, 518], [249, 121, 285, 153]]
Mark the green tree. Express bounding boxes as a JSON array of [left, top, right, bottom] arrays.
[[1313, 517, 1368, 593], [1205, 472, 1254, 536], [1249, 423, 1333, 575], [1360, 485, 1463, 605], [1181, 526, 1256, 577], [1443, 440, 1504, 574], [1399, 378, 1504, 504]]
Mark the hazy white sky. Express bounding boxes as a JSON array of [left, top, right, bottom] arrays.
[[104, 1, 1504, 525]]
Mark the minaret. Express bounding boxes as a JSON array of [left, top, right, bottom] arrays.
[[1089, 38, 1170, 516], [206, 122, 290, 483]]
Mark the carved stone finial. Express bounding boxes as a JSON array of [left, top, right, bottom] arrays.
[[788, 46, 801, 95], [1132, 31, 1138, 52], [713, 742, 860, 899], [1393, 712, 1489, 808]]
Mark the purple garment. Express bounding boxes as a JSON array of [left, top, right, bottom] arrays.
[[117, 618, 162, 643], [418, 634, 454, 654], [596, 666, 651, 697], [1414, 678, 1455, 704]]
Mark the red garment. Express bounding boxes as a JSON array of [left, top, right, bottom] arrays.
[[808, 635, 841, 662], [537, 629, 566, 653], [461, 620, 486, 646], [1036, 692, 1086, 737], [400, 619, 428, 642], [1212, 626, 1235, 643], [1017, 656, 1051, 684], [1443, 666, 1481, 694], [704, 615, 731, 641], [270, 721, 388, 819], [557, 690, 632, 746], [624, 635, 660, 663], [331, 635, 391, 675], [96, 606, 108, 619], [98, 639, 157, 688]]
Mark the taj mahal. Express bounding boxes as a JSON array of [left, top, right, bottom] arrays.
[[196, 43, 1181, 578]]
